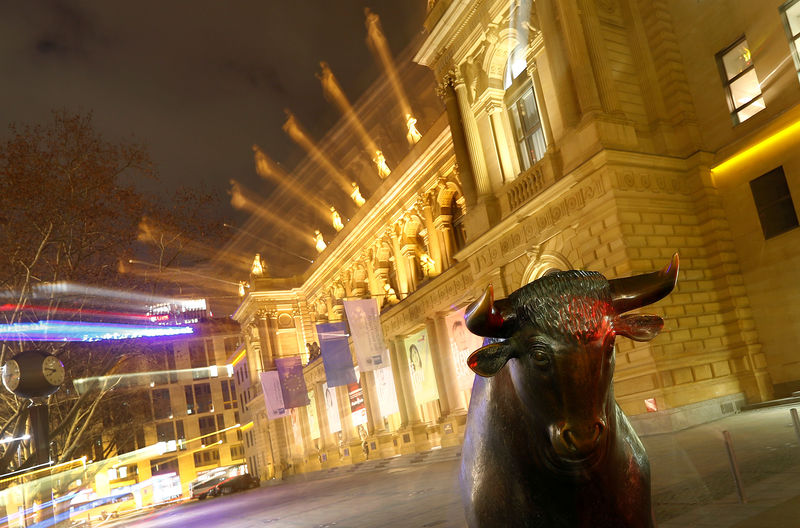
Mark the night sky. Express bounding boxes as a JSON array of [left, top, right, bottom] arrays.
[[0, 0, 427, 209]]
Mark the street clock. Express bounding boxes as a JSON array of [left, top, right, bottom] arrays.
[[2, 349, 65, 399]]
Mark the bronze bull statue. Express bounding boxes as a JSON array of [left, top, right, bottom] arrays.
[[460, 254, 679, 527]]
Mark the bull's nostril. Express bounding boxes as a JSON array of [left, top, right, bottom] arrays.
[[562, 429, 578, 452], [593, 422, 605, 443]]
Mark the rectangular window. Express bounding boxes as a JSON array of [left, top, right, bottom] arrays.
[[505, 77, 546, 172], [156, 422, 175, 443], [151, 389, 172, 420], [717, 37, 765, 124], [781, 1, 800, 80], [750, 166, 799, 239], [193, 448, 220, 467], [151, 457, 179, 476], [189, 340, 209, 379], [176, 420, 186, 449], [221, 380, 238, 410], [230, 444, 245, 460], [194, 383, 213, 413], [184, 385, 195, 415], [198, 415, 217, 444]]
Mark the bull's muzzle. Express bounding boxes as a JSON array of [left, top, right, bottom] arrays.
[[553, 419, 606, 460]]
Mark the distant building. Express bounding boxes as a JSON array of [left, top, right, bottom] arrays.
[[229, 0, 800, 478], [87, 316, 246, 502]]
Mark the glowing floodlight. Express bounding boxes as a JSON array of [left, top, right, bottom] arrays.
[[0, 320, 194, 342]]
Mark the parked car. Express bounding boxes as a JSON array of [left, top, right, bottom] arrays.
[[190, 475, 228, 500], [208, 474, 259, 496]]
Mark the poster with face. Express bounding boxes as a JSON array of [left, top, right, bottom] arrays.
[[446, 309, 484, 390], [404, 329, 439, 404], [322, 382, 341, 434], [348, 379, 368, 427], [307, 389, 320, 440]]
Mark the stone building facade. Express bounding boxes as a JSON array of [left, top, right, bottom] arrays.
[[231, 0, 800, 478]]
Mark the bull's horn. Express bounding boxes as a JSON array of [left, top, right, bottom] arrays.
[[609, 253, 679, 314], [465, 284, 517, 338]]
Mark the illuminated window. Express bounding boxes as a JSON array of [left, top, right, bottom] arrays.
[[504, 49, 546, 172], [781, 1, 800, 80], [750, 166, 799, 239], [717, 37, 765, 124], [198, 415, 217, 444]]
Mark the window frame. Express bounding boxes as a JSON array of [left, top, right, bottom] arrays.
[[781, 0, 800, 80], [716, 36, 764, 125], [749, 166, 799, 239], [504, 72, 546, 172]]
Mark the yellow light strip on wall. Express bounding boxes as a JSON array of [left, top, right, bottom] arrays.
[[231, 348, 247, 367], [711, 119, 800, 174], [239, 421, 254, 432]]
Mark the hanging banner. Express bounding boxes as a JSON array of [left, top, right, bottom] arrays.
[[374, 363, 399, 417], [446, 308, 484, 390], [307, 389, 320, 440], [275, 356, 310, 408], [343, 298, 389, 370], [260, 371, 288, 420], [404, 329, 439, 404], [348, 367, 368, 426], [322, 382, 342, 433], [317, 322, 357, 387]]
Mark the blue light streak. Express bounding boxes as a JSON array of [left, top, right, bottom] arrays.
[[0, 320, 193, 342]]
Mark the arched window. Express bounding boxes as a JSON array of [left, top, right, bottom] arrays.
[[451, 195, 466, 251], [503, 46, 546, 171]]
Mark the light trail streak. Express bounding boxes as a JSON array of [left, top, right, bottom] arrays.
[[127, 259, 240, 287], [223, 223, 314, 264], [252, 145, 332, 218], [365, 9, 413, 122], [0, 320, 193, 342], [73, 365, 224, 394], [230, 179, 317, 244], [282, 110, 354, 194], [318, 62, 390, 179], [0, 303, 151, 321]]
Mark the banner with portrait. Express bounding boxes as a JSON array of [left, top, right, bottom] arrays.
[[348, 374, 368, 427], [403, 329, 439, 404], [275, 356, 310, 408], [445, 308, 484, 390], [343, 298, 389, 371], [322, 382, 341, 433], [260, 371, 288, 420], [317, 321, 357, 387]]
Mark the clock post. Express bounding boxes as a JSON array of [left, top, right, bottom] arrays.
[[2, 348, 65, 524]]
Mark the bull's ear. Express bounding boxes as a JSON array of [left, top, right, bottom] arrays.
[[613, 314, 664, 342], [467, 342, 515, 377]]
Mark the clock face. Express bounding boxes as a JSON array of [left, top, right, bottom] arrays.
[[2, 360, 21, 392], [42, 355, 65, 386]]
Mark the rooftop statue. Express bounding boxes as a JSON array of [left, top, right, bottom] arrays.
[[460, 254, 679, 528]]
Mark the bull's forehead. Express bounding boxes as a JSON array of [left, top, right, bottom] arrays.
[[511, 270, 614, 339]]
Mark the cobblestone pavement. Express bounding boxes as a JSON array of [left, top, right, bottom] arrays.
[[122, 404, 800, 527]]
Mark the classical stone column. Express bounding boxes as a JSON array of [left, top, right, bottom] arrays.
[[362, 370, 385, 434], [313, 381, 330, 449], [336, 384, 355, 443], [451, 70, 491, 197], [424, 318, 451, 417], [400, 243, 419, 292], [387, 339, 410, 425], [437, 79, 477, 207], [433, 314, 468, 414], [257, 311, 276, 371], [486, 99, 516, 184], [433, 215, 454, 266]]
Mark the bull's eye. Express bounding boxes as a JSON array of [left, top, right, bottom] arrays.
[[531, 347, 550, 369]]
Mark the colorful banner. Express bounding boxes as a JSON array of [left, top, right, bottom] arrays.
[[446, 308, 484, 390], [322, 382, 341, 434], [348, 367, 367, 426], [260, 371, 288, 420], [307, 389, 320, 440], [275, 356, 310, 408], [343, 298, 389, 370], [404, 329, 439, 404], [317, 322, 357, 387], [374, 364, 399, 417]]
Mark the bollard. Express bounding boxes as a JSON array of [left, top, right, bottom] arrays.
[[791, 408, 800, 445], [722, 430, 747, 503]]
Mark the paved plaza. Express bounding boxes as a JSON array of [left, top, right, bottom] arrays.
[[120, 403, 800, 527]]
